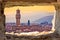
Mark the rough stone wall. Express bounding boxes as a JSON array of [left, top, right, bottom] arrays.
[[5, 3, 60, 40], [57, 0, 60, 2], [0, 1, 5, 40], [54, 4, 60, 35], [0, 0, 60, 40], [5, 0, 57, 3]]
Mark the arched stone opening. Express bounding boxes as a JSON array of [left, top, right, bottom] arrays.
[[0, 0, 60, 40], [4, 5, 56, 34]]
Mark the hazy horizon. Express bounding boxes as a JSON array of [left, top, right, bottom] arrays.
[[4, 6, 56, 23]]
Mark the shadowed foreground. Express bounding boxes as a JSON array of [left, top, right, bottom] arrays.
[[5, 32, 60, 40]]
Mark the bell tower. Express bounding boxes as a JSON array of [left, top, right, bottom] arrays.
[[16, 9, 21, 26]]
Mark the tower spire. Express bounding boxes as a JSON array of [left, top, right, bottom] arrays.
[[16, 9, 21, 26]]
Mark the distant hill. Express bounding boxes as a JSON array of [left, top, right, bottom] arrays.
[[33, 15, 54, 24], [6, 15, 54, 25]]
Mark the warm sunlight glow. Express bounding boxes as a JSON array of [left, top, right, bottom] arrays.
[[5, 5, 56, 36], [4, 6, 55, 15]]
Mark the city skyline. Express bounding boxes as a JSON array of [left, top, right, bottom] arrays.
[[4, 6, 56, 23]]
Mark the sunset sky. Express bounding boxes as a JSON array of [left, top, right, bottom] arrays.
[[4, 5, 56, 23]]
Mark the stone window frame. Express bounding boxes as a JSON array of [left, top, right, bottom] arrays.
[[3, 2, 60, 35], [0, 1, 60, 40]]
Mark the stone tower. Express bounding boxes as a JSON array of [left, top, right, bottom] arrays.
[[16, 9, 21, 26], [28, 20, 30, 26]]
